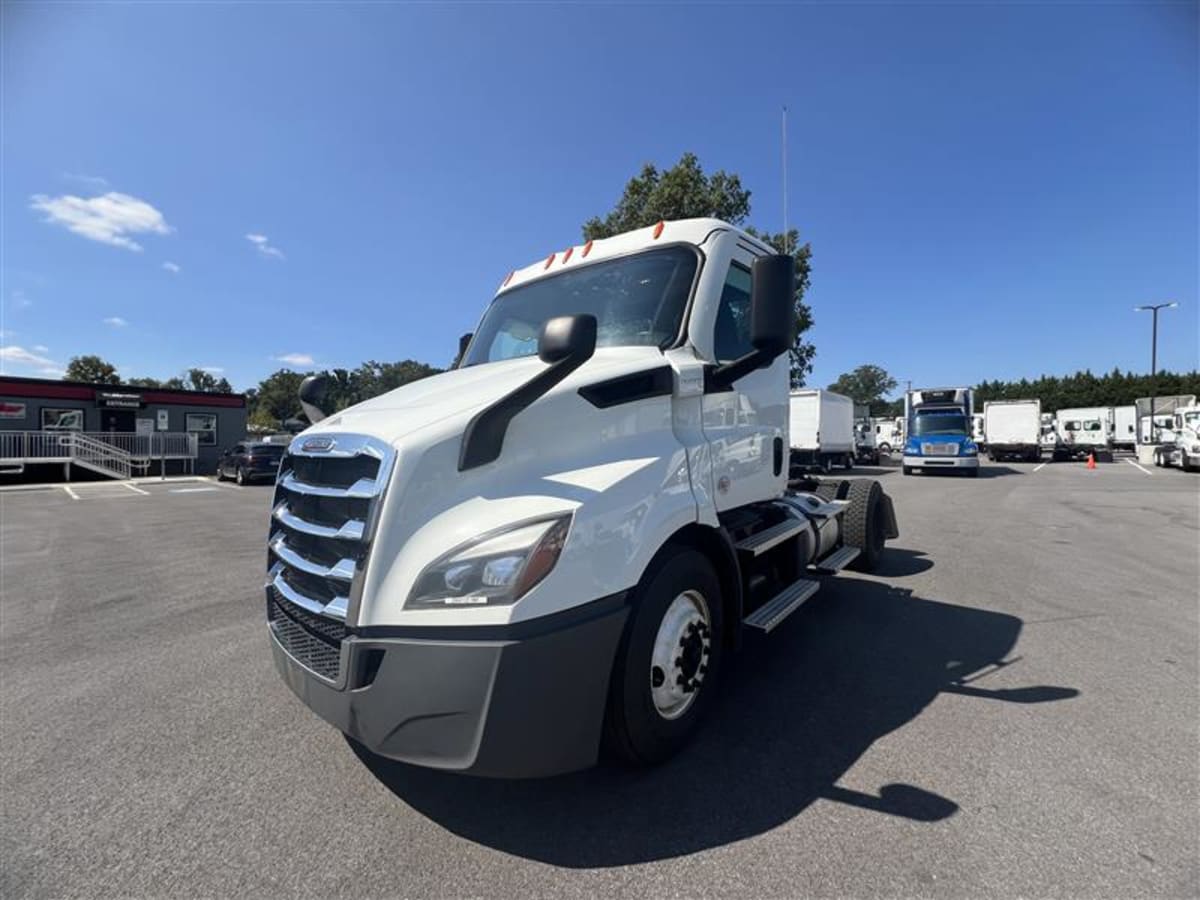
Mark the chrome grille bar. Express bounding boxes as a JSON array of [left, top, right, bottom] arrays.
[[272, 502, 366, 541], [270, 534, 356, 581], [269, 565, 349, 620], [279, 471, 381, 499]]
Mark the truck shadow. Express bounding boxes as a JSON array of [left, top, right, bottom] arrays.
[[352, 578, 1078, 868]]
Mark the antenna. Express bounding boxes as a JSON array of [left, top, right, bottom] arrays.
[[781, 105, 789, 253]]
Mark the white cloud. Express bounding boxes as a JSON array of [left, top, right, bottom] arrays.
[[32, 344, 49, 353], [162, 261, 181, 274], [103, 316, 128, 327], [63, 172, 110, 189], [30, 191, 173, 252], [273, 352, 314, 367], [0, 345, 60, 374], [246, 232, 285, 260]]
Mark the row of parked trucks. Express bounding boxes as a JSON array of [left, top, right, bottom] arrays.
[[788, 386, 1200, 474]]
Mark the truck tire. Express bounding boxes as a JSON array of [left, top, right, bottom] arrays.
[[879, 443, 891, 455], [967, 467, 979, 478], [902, 465, 913, 476], [843, 454, 853, 471], [603, 548, 725, 766], [812, 479, 850, 502], [844, 479, 885, 572]]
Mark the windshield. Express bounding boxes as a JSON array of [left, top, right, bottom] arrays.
[[464, 247, 697, 366], [249, 444, 285, 457], [913, 413, 969, 436], [1182, 412, 1200, 430]]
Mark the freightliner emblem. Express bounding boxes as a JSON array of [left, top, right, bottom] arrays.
[[301, 436, 336, 453]]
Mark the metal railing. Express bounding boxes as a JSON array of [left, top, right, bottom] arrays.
[[69, 432, 133, 480], [0, 431, 198, 463]]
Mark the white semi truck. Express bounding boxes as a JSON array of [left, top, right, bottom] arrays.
[[983, 399, 1041, 462], [1052, 407, 1114, 462], [873, 416, 904, 455], [789, 389, 856, 472], [1153, 403, 1200, 471], [266, 219, 899, 777]]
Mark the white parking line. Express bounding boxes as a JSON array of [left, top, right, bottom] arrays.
[[168, 486, 219, 494], [121, 482, 150, 495], [1033, 462, 1048, 472], [60, 484, 80, 501], [1124, 458, 1153, 476]]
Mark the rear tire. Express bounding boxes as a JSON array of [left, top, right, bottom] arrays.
[[902, 465, 913, 476], [843, 454, 853, 470], [844, 480, 885, 572], [604, 548, 724, 766]]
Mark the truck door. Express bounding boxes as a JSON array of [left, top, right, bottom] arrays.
[[700, 256, 789, 511]]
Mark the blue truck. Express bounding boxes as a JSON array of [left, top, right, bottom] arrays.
[[902, 387, 980, 477]]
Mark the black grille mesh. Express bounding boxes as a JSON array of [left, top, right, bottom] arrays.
[[268, 592, 345, 680]]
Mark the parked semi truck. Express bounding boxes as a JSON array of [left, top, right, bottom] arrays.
[[983, 399, 1041, 462], [1152, 402, 1200, 471], [873, 416, 904, 455], [853, 404, 881, 466], [265, 219, 900, 777], [1136, 395, 1197, 446], [902, 387, 980, 476], [1052, 407, 1114, 462], [789, 389, 856, 472]]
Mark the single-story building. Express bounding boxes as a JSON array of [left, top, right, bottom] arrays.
[[0, 375, 247, 476]]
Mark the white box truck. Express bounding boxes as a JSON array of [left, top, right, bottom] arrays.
[[1113, 405, 1137, 450], [266, 219, 900, 777], [1053, 407, 1114, 462], [983, 399, 1041, 462], [789, 389, 856, 472]]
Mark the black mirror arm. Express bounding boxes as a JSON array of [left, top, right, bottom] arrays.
[[459, 353, 589, 471], [709, 348, 774, 390]]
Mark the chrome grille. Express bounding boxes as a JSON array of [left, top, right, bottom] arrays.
[[921, 442, 959, 456], [266, 433, 396, 682], [267, 594, 344, 680]]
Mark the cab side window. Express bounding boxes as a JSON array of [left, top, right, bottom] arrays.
[[713, 264, 754, 362]]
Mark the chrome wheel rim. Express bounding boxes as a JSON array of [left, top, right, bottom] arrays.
[[649, 590, 712, 720]]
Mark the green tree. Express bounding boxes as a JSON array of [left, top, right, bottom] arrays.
[[126, 377, 162, 388], [64, 354, 120, 385], [162, 377, 186, 390], [828, 364, 899, 412], [582, 152, 817, 386]]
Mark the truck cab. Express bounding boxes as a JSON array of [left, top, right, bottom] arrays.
[[1154, 405, 1200, 471], [901, 387, 980, 477], [266, 219, 899, 777]]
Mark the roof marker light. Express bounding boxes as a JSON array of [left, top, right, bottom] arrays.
[[562, 246, 574, 263], [544, 253, 556, 270], [653, 220, 665, 239], [581, 239, 594, 258]]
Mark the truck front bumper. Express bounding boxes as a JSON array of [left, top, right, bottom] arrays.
[[902, 454, 980, 470], [270, 592, 629, 778]]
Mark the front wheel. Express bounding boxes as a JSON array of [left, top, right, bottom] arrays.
[[236, 466, 247, 486], [604, 548, 724, 766], [902, 465, 913, 476], [967, 467, 980, 478]]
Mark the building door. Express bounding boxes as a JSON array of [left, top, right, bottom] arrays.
[[100, 409, 136, 432]]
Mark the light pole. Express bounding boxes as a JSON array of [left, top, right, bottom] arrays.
[[1134, 302, 1179, 443]]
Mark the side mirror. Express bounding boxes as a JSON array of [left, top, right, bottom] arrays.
[[457, 332, 473, 366], [538, 314, 597, 365], [299, 374, 329, 424], [750, 254, 795, 358]]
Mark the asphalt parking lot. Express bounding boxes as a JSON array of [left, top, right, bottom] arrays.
[[1, 460, 1197, 898]]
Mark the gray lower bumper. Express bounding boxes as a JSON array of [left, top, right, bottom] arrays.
[[271, 594, 629, 778], [903, 455, 979, 469]]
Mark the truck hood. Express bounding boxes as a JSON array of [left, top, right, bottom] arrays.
[[302, 346, 672, 447]]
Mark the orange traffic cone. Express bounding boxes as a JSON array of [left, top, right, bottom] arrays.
[[1086, 453, 1096, 470]]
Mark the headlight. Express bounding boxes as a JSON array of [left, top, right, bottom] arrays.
[[406, 515, 571, 610], [962, 441, 978, 456]]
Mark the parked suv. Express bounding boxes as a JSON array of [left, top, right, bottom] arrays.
[[216, 441, 285, 485]]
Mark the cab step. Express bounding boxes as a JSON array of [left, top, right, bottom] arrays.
[[743, 578, 821, 632], [809, 545, 860, 574], [735, 519, 806, 557]]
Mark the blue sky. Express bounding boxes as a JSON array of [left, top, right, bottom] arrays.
[[2, 2, 1196, 395]]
